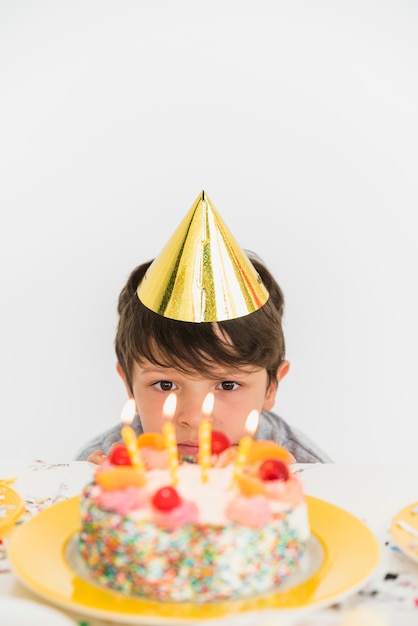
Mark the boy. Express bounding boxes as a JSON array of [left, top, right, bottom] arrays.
[[76, 193, 331, 464]]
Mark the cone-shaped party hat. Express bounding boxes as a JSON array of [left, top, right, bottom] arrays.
[[137, 191, 269, 322]]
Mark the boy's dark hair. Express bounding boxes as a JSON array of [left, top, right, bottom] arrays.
[[115, 254, 286, 392]]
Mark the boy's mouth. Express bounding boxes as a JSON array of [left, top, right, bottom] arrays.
[[177, 442, 200, 456], [177, 442, 201, 463]]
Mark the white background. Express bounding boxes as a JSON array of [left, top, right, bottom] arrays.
[[1, 0, 417, 464]]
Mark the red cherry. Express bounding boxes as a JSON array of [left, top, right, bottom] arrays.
[[152, 486, 182, 511], [211, 431, 231, 455], [259, 459, 290, 482], [108, 443, 132, 466]]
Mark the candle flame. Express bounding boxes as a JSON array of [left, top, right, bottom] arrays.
[[163, 392, 177, 419], [120, 398, 136, 425], [201, 392, 214, 417], [245, 410, 259, 436]]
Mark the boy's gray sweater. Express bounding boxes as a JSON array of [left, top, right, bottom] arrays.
[[75, 410, 332, 463]]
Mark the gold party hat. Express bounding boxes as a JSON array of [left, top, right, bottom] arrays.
[[137, 191, 269, 322]]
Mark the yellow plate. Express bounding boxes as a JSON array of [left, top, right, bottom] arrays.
[[8, 495, 380, 624], [0, 483, 25, 537], [391, 500, 418, 563]]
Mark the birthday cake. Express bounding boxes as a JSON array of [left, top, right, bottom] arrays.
[[78, 433, 309, 603]]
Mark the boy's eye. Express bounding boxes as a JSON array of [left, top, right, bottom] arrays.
[[154, 381, 177, 391], [218, 381, 240, 391]]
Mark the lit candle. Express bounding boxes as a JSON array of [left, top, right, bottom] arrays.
[[231, 409, 259, 485], [120, 399, 146, 478], [162, 392, 179, 486], [199, 392, 214, 483]]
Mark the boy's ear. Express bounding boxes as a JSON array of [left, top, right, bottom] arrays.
[[116, 362, 133, 398], [262, 360, 290, 411], [277, 359, 290, 381]]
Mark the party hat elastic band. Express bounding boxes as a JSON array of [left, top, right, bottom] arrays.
[[137, 191, 269, 322]]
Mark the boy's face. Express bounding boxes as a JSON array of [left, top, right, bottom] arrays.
[[117, 359, 289, 461]]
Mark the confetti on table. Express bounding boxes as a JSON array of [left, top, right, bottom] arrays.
[[29, 460, 70, 471]]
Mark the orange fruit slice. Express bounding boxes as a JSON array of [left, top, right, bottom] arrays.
[[96, 467, 145, 491], [246, 441, 293, 465], [236, 473, 266, 496], [137, 432, 165, 450]]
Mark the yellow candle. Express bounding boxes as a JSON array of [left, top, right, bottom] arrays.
[[198, 392, 214, 483], [232, 435, 253, 478], [162, 393, 179, 486], [231, 409, 259, 485], [120, 399, 146, 478]]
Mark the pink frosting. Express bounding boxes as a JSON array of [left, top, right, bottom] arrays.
[[94, 486, 148, 514], [94, 458, 113, 475], [263, 475, 305, 506], [139, 447, 169, 470], [226, 494, 273, 527], [152, 499, 199, 530]]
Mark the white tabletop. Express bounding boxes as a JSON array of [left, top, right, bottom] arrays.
[[1, 461, 418, 625]]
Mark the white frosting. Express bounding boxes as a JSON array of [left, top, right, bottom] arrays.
[[135, 463, 237, 524]]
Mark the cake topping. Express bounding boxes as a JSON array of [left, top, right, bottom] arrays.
[[151, 483, 200, 529], [259, 459, 290, 482], [152, 486, 182, 511], [139, 446, 169, 470], [108, 443, 132, 466], [246, 440, 294, 465], [211, 431, 231, 455], [236, 472, 266, 496], [95, 466, 146, 490], [137, 432, 165, 450]]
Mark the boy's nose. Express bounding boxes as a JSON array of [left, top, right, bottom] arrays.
[[176, 395, 210, 429]]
